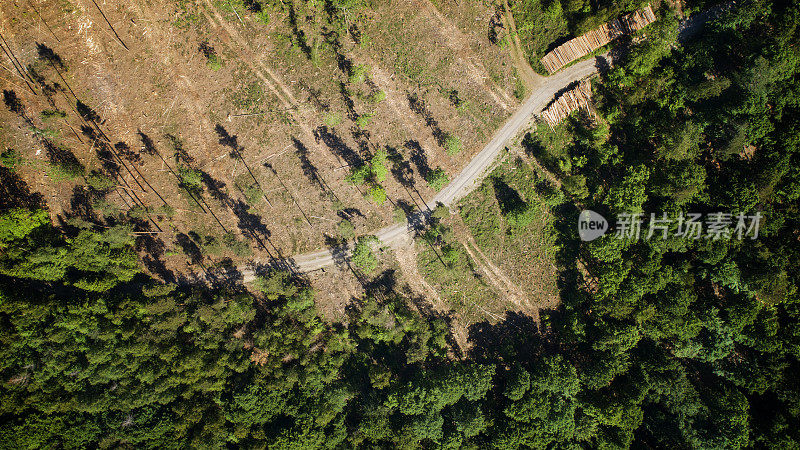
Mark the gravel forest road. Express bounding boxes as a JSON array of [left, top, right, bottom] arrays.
[[238, 55, 610, 281], [232, 6, 726, 282]]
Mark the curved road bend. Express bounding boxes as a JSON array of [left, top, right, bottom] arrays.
[[234, 6, 728, 280], [235, 55, 611, 281]]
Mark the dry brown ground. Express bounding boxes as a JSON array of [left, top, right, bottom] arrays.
[[0, 0, 518, 285], [1, 0, 562, 340]]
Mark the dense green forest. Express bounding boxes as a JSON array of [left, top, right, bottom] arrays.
[[2, 0, 800, 447]]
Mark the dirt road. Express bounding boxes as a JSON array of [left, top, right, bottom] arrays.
[[237, 55, 610, 281]]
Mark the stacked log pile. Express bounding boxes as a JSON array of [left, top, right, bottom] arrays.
[[540, 5, 657, 73], [540, 80, 593, 128]]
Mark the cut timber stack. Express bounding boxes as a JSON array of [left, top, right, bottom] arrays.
[[540, 80, 593, 128], [540, 5, 657, 73]]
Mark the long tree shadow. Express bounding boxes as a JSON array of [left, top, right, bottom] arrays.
[[138, 234, 176, 283], [142, 254, 176, 284], [73, 109, 164, 231], [216, 124, 271, 207], [394, 199, 426, 232], [33, 44, 77, 107], [36, 42, 66, 71], [68, 184, 98, 222], [488, 7, 503, 44], [314, 125, 363, 168], [336, 207, 364, 221], [351, 126, 371, 159], [363, 269, 398, 298], [322, 29, 353, 80], [0, 166, 44, 209], [194, 165, 295, 270], [76, 100, 103, 125], [214, 124, 239, 151], [324, 235, 350, 270], [248, 256, 301, 279], [175, 232, 204, 265], [286, 1, 313, 60], [405, 140, 431, 179], [387, 145, 415, 189], [114, 141, 142, 165], [199, 169, 232, 206], [408, 93, 446, 146], [196, 166, 262, 242], [338, 81, 357, 121], [492, 177, 526, 215], [205, 257, 244, 290], [293, 137, 329, 195], [25, 64, 58, 105], [229, 199, 275, 255], [298, 80, 329, 111], [83, 126, 119, 173], [42, 137, 84, 175], [137, 130, 158, 156]]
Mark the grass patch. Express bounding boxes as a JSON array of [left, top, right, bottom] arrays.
[[416, 215, 506, 326], [40, 109, 67, 120], [355, 113, 373, 128], [512, 68, 527, 100], [458, 156, 560, 307], [443, 134, 462, 156], [173, 0, 201, 29], [324, 112, 342, 127], [231, 80, 264, 110], [0, 148, 22, 170]]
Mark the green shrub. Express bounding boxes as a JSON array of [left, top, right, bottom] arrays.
[[368, 185, 386, 205], [30, 126, 59, 140], [206, 54, 223, 71], [444, 135, 462, 156], [200, 41, 223, 70], [346, 164, 371, 185], [127, 206, 150, 220], [371, 150, 388, 182], [513, 73, 527, 100], [142, 282, 177, 297], [426, 167, 449, 191], [371, 90, 386, 103], [351, 235, 379, 273], [393, 207, 408, 223], [441, 244, 460, 268], [505, 204, 536, 229], [338, 219, 356, 240], [156, 204, 176, 219], [86, 171, 116, 191], [355, 113, 373, 128], [349, 64, 369, 84], [92, 198, 120, 216], [223, 232, 252, 257], [48, 159, 84, 181], [324, 112, 342, 127], [40, 109, 67, 120], [0, 148, 22, 169], [241, 183, 264, 205], [562, 174, 588, 199], [251, 4, 269, 24], [177, 165, 203, 193]]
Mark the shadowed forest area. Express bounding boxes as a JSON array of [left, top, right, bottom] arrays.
[[2, 0, 800, 448]]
